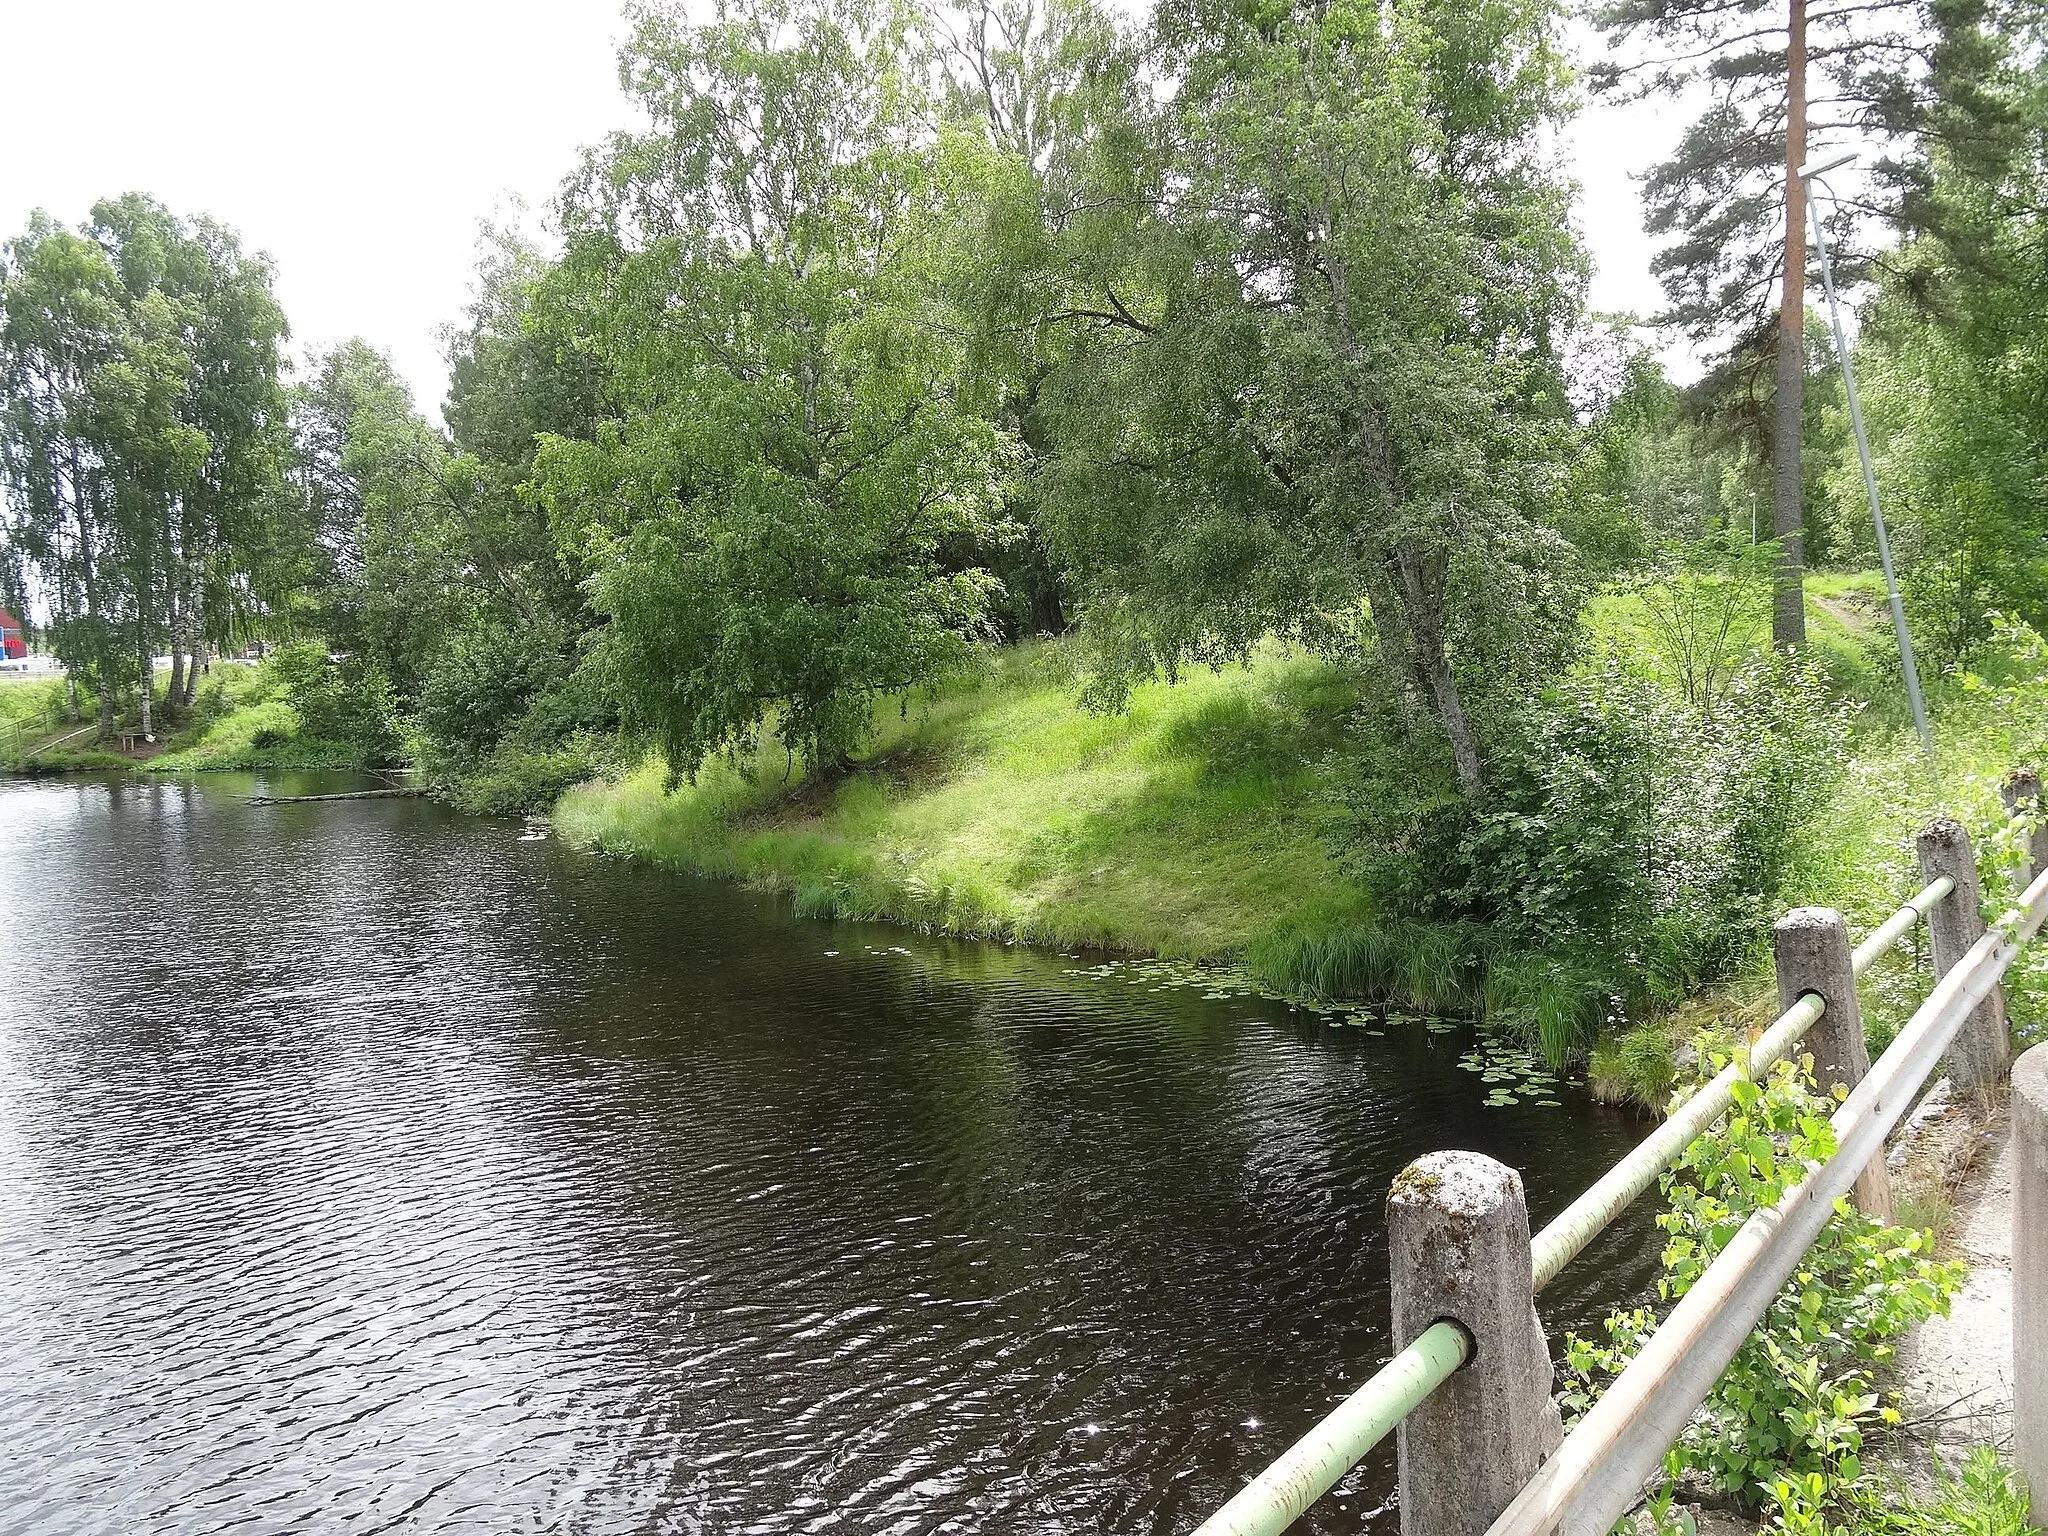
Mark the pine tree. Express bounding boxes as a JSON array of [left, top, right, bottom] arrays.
[[1590, 0, 1999, 645]]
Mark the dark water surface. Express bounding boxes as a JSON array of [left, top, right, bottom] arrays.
[[0, 774, 1658, 1535]]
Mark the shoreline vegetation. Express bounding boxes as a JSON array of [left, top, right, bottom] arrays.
[[9, 570, 2042, 1119], [551, 578, 2048, 1106], [7, 0, 2046, 1522], [10, 574, 2044, 1116], [0, 654, 386, 777]]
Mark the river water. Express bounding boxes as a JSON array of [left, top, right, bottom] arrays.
[[0, 774, 1658, 1535]]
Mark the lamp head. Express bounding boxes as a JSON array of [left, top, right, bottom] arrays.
[[1798, 151, 1858, 180]]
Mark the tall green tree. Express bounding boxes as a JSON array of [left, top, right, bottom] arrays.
[[1013, 0, 1583, 795], [0, 197, 291, 736], [0, 216, 130, 726], [926, 0, 1131, 639], [1589, 0, 2010, 646], [534, 0, 1018, 778], [1834, 16, 2048, 663], [294, 339, 469, 696]]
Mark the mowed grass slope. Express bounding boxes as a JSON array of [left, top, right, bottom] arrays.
[[555, 644, 1363, 959]]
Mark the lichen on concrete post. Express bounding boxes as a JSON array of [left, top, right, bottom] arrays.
[[2002, 768, 2048, 888], [1916, 816, 2011, 1093], [1774, 906, 1892, 1219], [1387, 1151, 1560, 1536], [2014, 1044, 2048, 1505]]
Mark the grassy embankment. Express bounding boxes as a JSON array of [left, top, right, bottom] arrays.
[[0, 660, 380, 775], [144, 663, 381, 773], [0, 674, 128, 772], [559, 572, 2048, 1089], [559, 642, 1361, 960], [1586, 570, 2048, 1103]]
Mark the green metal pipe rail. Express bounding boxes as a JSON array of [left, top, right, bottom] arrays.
[[1493, 865, 2048, 1535], [1192, 874, 1959, 1536]]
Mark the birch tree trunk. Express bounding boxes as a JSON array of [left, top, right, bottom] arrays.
[[137, 630, 154, 742], [1363, 558, 1430, 736], [167, 587, 185, 713], [1390, 541, 1484, 797], [188, 579, 209, 706]]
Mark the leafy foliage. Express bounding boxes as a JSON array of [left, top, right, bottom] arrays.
[[265, 641, 400, 763], [1015, 0, 1585, 797], [1830, 1448, 2041, 1536], [1632, 534, 1777, 712], [1340, 653, 1848, 1052], [534, 0, 1018, 780], [1564, 1057, 1960, 1516], [0, 197, 292, 730], [1830, 37, 2048, 672]]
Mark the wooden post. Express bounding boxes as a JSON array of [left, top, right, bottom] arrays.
[[1917, 817, 2011, 1093], [2003, 769, 2048, 888], [2015, 1044, 2048, 1504], [1775, 907, 1892, 1219], [1388, 1151, 1561, 1536]]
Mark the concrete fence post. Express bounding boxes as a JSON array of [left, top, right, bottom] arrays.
[[1916, 816, 2011, 1093], [2014, 1044, 2048, 1504], [1388, 1151, 1561, 1536], [2003, 768, 2048, 888], [1774, 907, 1893, 1220]]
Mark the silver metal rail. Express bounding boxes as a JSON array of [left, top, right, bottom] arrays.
[[1193, 875, 1961, 1536], [1489, 865, 2048, 1536]]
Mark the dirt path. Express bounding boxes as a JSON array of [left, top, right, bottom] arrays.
[[1810, 591, 1878, 635], [1888, 1092, 2016, 1481]]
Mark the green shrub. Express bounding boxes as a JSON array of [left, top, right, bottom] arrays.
[[1588, 1021, 1677, 1111], [266, 642, 400, 762], [1843, 1447, 2039, 1536], [416, 613, 594, 757], [1564, 1055, 1960, 1522], [448, 739, 606, 816], [1338, 653, 1849, 1057]]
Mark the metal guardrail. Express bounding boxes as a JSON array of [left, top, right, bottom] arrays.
[[1193, 873, 1967, 1536], [1490, 864, 2048, 1536]]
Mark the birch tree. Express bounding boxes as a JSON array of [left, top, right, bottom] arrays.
[[1017, 0, 1584, 795], [534, 0, 1018, 778], [0, 199, 291, 735]]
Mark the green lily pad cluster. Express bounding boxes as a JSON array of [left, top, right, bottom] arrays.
[[1067, 957, 1481, 1041], [1456, 1039, 1564, 1107]]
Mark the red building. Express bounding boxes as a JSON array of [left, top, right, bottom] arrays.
[[0, 609, 24, 660]]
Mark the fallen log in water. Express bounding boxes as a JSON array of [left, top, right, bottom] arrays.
[[245, 787, 427, 804]]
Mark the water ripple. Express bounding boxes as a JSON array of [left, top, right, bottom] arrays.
[[0, 775, 1657, 1533]]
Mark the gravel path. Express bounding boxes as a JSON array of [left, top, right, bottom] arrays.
[[1890, 1096, 2016, 1479]]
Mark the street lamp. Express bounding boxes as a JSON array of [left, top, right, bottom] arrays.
[[1798, 150, 1934, 758]]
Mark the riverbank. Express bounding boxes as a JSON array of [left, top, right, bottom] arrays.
[[557, 642, 1360, 962], [1, 660, 384, 776], [555, 593, 2048, 1082]]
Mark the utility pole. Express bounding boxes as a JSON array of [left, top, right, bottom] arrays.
[[1799, 152, 1934, 759]]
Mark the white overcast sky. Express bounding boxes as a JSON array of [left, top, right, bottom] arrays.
[[1, 1, 1689, 419]]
